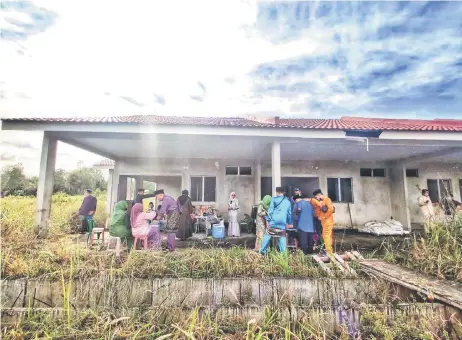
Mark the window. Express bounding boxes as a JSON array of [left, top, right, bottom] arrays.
[[126, 177, 135, 200], [191, 176, 216, 202], [327, 178, 353, 203], [226, 166, 252, 176], [406, 169, 419, 178], [459, 179, 462, 202], [427, 179, 452, 203], [360, 168, 386, 177]]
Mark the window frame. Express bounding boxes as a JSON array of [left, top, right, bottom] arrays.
[[406, 169, 419, 178], [360, 168, 386, 178], [190, 176, 217, 203], [427, 179, 453, 203], [225, 166, 252, 176], [327, 177, 354, 203]]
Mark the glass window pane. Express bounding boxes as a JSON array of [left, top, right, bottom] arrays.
[[360, 168, 372, 177], [340, 178, 353, 203], [327, 178, 339, 202], [373, 168, 386, 177], [239, 166, 252, 175], [226, 166, 238, 175], [439, 179, 452, 199], [427, 179, 439, 203], [191, 177, 203, 202], [204, 177, 216, 202], [406, 169, 419, 178]]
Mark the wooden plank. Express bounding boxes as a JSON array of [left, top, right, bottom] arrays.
[[334, 253, 357, 276], [312, 255, 332, 276], [360, 260, 462, 311], [352, 251, 364, 260], [329, 254, 346, 273]]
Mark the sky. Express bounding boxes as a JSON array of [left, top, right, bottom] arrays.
[[1, 0, 461, 175]]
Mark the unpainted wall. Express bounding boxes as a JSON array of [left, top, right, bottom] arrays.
[[262, 160, 392, 227], [117, 158, 256, 220], [405, 163, 461, 224]]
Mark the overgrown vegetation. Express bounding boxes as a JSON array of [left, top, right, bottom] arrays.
[[3, 305, 459, 339], [382, 216, 462, 282], [1, 194, 329, 280]]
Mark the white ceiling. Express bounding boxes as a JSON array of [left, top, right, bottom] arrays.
[[53, 131, 462, 163]]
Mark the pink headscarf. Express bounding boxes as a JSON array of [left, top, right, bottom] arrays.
[[130, 203, 144, 228]]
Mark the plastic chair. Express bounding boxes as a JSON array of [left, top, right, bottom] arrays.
[[133, 236, 149, 250], [107, 236, 122, 256]]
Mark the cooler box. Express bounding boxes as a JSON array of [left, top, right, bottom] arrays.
[[212, 223, 225, 239]]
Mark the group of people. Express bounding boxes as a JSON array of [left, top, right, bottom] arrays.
[[418, 188, 461, 233], [108, 188, 194, 251], [255, 187, 335, 255]]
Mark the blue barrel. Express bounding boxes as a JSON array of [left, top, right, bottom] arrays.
[[212, 223, 225, 239]]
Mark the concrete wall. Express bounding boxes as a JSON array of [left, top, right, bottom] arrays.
[[262, 160, 392, 227], [116, 158, 256, 220], [114, 157, 461, 227], [405, 163, 461, 224]]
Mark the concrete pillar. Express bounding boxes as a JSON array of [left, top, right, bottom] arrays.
[[389, 163, 411, 231], [254, 161, 261, 204], [35, 132, 57, 238], [105, 169, 114, 215], [271, 141, 281, 192], [111, 162, 120, 211], [181, 161, 191, 192], [118, 176, 128, 201]]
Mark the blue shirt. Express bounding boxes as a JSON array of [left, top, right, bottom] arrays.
[[296, 200, 315, 233], [266, 195, 293, 230]]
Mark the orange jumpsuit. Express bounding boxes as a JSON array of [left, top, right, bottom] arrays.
[[311, 197, 334, 253]]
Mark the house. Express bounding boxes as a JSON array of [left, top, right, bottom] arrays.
[[2, 115, 461, 237]]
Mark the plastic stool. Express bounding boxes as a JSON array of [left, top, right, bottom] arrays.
[[89, 227, 105, 246], [134, 236, 149, 250], [107, 236, 122, 257]]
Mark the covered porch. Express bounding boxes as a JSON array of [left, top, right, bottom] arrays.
[[2, 117, 462, 237]]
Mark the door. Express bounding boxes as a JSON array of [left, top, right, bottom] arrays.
[[261, 177, 320, 199]]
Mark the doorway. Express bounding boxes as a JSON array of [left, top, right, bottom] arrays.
[[261, 177, 320, 199]]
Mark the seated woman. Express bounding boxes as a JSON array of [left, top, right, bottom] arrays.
[[109, 201, 134, 250], [130, 203, 160, 249]]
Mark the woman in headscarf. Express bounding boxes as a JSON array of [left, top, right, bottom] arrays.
[[130, 203, 159, 249], [109, 201, 133, 250], [255, 195, 272, 251], [176, 190, 193, 239], [228, 192, 240, 237]]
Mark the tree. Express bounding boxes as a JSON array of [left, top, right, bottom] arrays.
[[23, 176, 38, 196], [66, 168, 107, 195], [1, 164, 26, 195], [53, 169, 67, 193]]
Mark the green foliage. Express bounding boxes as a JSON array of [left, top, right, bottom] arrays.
[[66, 168, 107, 195], [0, 164, 107, 196], [1, 164, 26, 195]]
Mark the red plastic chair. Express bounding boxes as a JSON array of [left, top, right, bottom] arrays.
[[133, 236, 149, 250]]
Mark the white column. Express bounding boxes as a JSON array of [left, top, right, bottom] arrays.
[[105, 169, 114, 215], [271, 141, 281, 192], [111, 162, 120, 211], [254, 161, 261, 204], [35, 132, 57, 238], [181, 161, 191, 192], [389, 163, 411, 231]]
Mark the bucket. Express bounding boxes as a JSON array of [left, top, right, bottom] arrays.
[[212, 223, 225, 239]]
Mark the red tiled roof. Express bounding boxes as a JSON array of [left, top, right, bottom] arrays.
[[2, 115, 462, 131], [93, 158, 114, 167]]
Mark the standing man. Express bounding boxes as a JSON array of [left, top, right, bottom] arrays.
[[134, 188, 156, 204], [418, 189, 434, 233], [311, 189, 334, 254], [260, 187, 293, 254], [78, 189, 97, 233], [296, 194, 316, 255], [155, 189, 180, 251]]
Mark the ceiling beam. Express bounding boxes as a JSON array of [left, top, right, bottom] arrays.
[[388, 146, 462, 165], [57, 136, 119, 161]]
